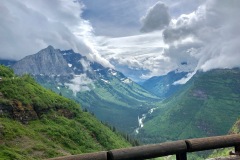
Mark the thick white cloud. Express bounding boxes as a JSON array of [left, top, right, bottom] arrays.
[[140, 2, 170, 32], [96, 0, 240, 82], [88, 0, 240, 82], [95, 31, 175, 79], [1, 0, 239, 83], [65, 74, 94, 96], [0, 0, 112, 68], [165, 0, 240, 84]]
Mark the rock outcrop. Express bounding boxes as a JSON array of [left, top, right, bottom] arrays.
[[13, 45, 73, 76]]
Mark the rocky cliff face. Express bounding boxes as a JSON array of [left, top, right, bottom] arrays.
[[0, 100, 76, 124], [13, 45, 73, 76], [0, 100, 38, 124]]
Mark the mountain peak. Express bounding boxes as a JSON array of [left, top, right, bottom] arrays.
[[12, 45, 73, 76], [46, 45, 54, 50], [43, 45, 56, 53]]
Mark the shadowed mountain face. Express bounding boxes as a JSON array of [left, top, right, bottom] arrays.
[[142, 71, 188, 98], [12, 46, 160, 133], [13, 45, 73, 76]]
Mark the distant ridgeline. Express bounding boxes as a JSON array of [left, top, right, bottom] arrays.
[[0, 65, 133, 160]]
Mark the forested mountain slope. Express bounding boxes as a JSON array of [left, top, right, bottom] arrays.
[[138, 69, 240, 143]]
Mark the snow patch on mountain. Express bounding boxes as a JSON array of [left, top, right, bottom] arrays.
[[122, 78, 132, 84], [68, 63, 72, 67], [101, 79, 110, 84], [108, 69, 117, 76]]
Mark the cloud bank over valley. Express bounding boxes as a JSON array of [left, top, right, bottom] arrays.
[[0, 0, 239, 82]]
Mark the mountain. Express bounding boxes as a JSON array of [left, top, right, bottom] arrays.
[[0, 65, 131, 159], [137, 68, 240, 143], [0, 59, 16, 67], [13, 45, 73, 76], [12, 46, 160, 133], [142, 71, 188, 98]]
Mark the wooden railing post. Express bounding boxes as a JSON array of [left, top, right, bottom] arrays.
[[234, 145, 240, 155], [176, 153, 187, 160]]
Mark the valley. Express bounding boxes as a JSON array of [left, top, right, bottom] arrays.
[[10, 46, 160, 134], [0, 1, 239, 159], [1, 48, 240, 160], [2, 46, 240, 146]]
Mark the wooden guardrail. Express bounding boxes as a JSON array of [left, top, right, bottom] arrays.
[[48, 134, 240, 160]]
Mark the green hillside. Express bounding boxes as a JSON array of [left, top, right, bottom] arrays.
[[0, 65, 131, 160], [38, 74, 159, 133], [138, 69, 240, 143]]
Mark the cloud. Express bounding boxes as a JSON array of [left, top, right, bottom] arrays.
[[89, 0, 240, 83], [65, 74, 94, 96], [1, 0, 239, 84], [95, 31, 175, 80], [81, 0, 162, 37], [140, 2, 170, 32], [0, 0, 112, 68], [161, 0, 240, 84], [0, 0, 86, 59]]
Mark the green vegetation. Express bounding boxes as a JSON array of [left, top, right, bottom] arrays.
[[138, 69, 240, 143], [0, 65, 14, 78], [38, 73, 160, 133], [0, 65, 131, 159], [208, 118, 240, 159]]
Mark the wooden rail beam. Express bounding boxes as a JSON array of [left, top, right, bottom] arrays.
[[46, 134, 240, 160], [108, 140, 187, 160], [185, 134, 240, 152]]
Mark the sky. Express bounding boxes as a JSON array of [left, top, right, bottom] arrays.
[[0, 0, 240, 82]]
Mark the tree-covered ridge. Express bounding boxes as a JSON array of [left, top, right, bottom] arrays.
[[138, 69, 240, 143], [0, 65, 131, 160]]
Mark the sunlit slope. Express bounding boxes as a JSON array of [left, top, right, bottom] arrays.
[[0, 65, 131, 160]]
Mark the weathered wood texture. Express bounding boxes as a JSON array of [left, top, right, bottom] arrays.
[[186, 134, 240, 152], [108, 140, 187, 160], [47, 151, 107, 160]]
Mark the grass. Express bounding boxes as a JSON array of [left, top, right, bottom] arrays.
[[0, 65, 131, 159]]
